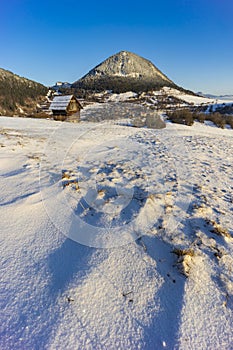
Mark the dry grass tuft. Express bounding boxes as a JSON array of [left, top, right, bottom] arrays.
[[172, 248, 196, 277], [206, 219, 232, 239], [172, 248, 195, 257]]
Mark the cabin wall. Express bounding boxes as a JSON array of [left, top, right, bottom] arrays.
[[67, 100, 79, 115], [67, 110, 80, 123]]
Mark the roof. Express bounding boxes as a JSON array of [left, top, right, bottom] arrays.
[[49, 95, 73, 111]]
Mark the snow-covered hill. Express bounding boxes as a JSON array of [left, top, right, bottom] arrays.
[[161, 87, 233, 107], [0, 116, 233, 349]]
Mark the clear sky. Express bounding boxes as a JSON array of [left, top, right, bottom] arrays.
[[1, 0, 233, 94]]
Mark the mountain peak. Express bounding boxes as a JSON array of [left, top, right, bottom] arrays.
[[72, 51, 177, 93]]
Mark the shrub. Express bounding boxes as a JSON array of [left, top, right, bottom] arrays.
[[132, 117, 145, 127], [195, 113, 206, 123], [208, 112, 225, 128], [146, 113, 166, 129], [225, 115, 233, 128], [168, 109, 194, 126]]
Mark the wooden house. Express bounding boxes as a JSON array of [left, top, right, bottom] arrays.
[[49, 95, 83, 122]]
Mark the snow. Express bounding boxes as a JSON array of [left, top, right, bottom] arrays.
[[49, 95, 73, 110], [108, 91, 138, 102], [0, 116, 233, 349], [162, 87, 216, 105], [162, 87, 233, 106]]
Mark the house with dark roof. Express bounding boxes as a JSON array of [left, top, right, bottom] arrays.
[[49, 95, 83, 122]]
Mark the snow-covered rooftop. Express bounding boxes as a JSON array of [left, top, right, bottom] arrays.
[[50, 95, 73, 110]]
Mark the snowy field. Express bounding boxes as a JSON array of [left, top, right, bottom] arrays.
[[0, 116, 233, 349], [161, 87, 233, 106]]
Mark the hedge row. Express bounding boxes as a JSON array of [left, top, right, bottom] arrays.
[[168, 110, 233, 128]]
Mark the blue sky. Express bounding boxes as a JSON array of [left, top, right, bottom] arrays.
[[1, 0, 233, 94]]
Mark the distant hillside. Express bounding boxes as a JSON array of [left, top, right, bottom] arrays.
[[72, 51, 178, 93], [197, 92, 233, 100], [0, 68, 48, 115]]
